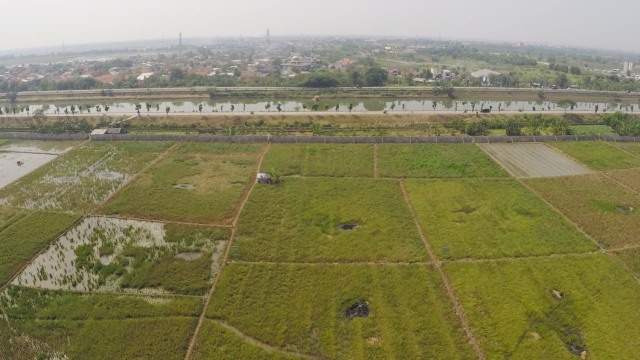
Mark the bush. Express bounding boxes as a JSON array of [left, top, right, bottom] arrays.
[[505, 119, 522, 136]]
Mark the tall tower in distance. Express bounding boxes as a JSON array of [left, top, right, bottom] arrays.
[[179, 32, 182, 57], [267, 28, 270, 56]]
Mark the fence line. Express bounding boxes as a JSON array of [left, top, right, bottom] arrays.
[[1, 132, 638, 144], [88, 134, 640, 144]]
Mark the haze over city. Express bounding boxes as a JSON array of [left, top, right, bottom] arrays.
[[2, 0, 640, 53]]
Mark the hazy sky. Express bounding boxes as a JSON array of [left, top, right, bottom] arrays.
[[2, 0, 639, 53]]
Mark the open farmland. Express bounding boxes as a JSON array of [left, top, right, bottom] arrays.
[[404, 179, 597, 259], [525, 173, 640, 249], [261, 144, 374, 177], [1, 139, 640, 360], [479, 143, 591, 178], [445, 255, 640, 359], [378, 143, 508, 178], [101, 143, 262, 224], [550, 141, 640, 170], [204, 264, 475, 360], [0, 142, 171, 212], [231, 177, 427, 262]]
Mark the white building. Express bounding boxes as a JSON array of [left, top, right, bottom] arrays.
[[136, 72, 154, 81]]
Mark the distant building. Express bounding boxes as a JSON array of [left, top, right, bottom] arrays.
[[471, 69, 501, 78], [136, 72, 154, 81]]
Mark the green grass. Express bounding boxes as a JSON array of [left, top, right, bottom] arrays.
[[1, 286, 202, 319], [445, 254, 640, 359], [606, 167, 640, 193], [232, 178, 427, 262], [173, 142, 263, 155], [1, 317, 197, 360], [613, 248, 640, 277], [550, 141, 640, 170], [206, 263, 475, 360], [193, 320, 304, 360], [570, 125, 615, 136], [0, 142, 171, 211], [0, 139, 8, 147], [378, 144, 508, 178], [261, 144, 374, 177], [526, 174, 640, 249], [613, 142, 640, 158], [101, 151, 256, 224], [0, 211, 79, 286], [405, 179, 597, 259]]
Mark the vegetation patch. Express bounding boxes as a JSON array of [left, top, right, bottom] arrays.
[[192, 320, 303, 360], [0, 317, 197, 360], [378, 144, 508, 178], [206, 263, 475, 359], [613, 248, 640, 277], [405, 179, 596, 259], [232, 178, 427, 262], [101, 150, 256, 223], [0, 141, 171, 211], [173, 142, 263, 155], [12, 217, 229, 295], [550, 141, 640, 170], [606, 167, 640, 193], [0, 210, 79, 287], [526, 173, 640, 249], [445, 254, 640, 359], [261, 144, 374, 177]]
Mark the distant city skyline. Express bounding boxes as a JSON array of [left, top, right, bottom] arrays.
[[2, 0, 640, 54]]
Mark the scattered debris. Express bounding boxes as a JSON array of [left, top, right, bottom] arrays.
[[617, 205, 634, 214], [173, 183, 196, 189], [455, 206, 477, 214], [530, 332, 541, 341], [16, 160, 24, 166], [345, 300, 370, 319], [552, 289, 564, 300]]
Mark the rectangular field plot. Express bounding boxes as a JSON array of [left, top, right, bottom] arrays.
[[378, 143, 508, 178], [0, 210, 79, 287], [205, 264, 475, 360], [480, 143, 591, 178], [0, 142, 171, 212], [526, 174, 640, 249], [232, 178, 427, 262], [12, 217, 229, 295], [405, 180, 596, 259], [101, 149, 257, 224], [193, 321, 304, 360], [0, 140, 79, 154], [445, 255, 640, 360], [550, 141, 640, 170], [0, 317, 197, 360], [261, 144, 374, 177], [172, 142, 263, 155]]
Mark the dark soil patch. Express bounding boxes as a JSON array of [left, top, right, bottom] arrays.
[[338, 223, 359, 231], [617, 205, 634, 214], [566, 341, 587, 356], [345, 300, 369, 319]]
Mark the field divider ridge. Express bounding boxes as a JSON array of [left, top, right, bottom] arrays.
[[373, 143, 380, 178], [399, 179, 486, 360], [184, 143, 271, 360], [90, 142, 178, 215]]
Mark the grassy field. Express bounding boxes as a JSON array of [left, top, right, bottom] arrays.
[[550, 141, 640, 170], [0, 142, 171, 212], [101, 146, 258, 224], [205, 263, 475, 360], [0, 210, 79, 287], [405, 179, 597, 259], [1, 317, 197, 360], [613, 142, 640, 157], [612, 248, 640, 278], [445, 254, 640, 359], [526, 173, 640, 249], [378, 144, 508, 178], [569, 125, 615, 136], [605, 167, 640, 193], [232, 178, 427, 262], [192, 320, 304, 360], [261, 144, 374, 177]]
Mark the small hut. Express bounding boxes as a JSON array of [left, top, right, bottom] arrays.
[[256, 173, 273, 185]]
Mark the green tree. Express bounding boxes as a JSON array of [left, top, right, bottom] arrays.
[[165, 106, 170, 115], [364, 67, 388, 86]]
